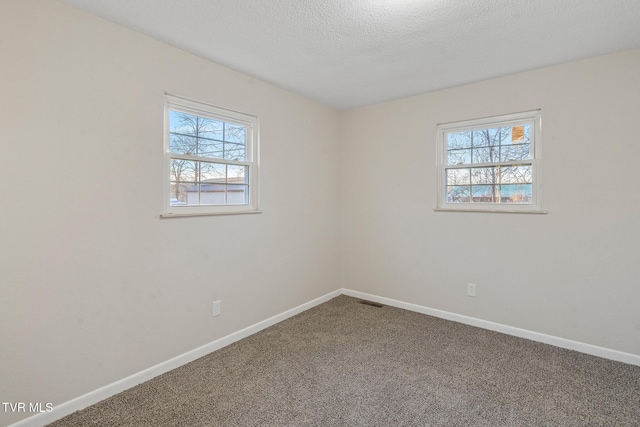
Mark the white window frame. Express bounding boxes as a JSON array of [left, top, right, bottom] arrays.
[[162, 94, 260, 217], [436, 110, 545, 213]]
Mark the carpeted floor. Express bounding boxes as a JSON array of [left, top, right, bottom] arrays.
[[49, 295, 640, 426]]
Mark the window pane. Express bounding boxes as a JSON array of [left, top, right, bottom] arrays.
[[447, 148, 471, 165], [199, 119, 224, 141], [169, 161, 250, 207], [198, 140, 224, 158], [502, 124, 531, 145], [500, 143, 531, 162], [471, 167, 498, 185], [472, 185, 497, 202], [472, 128, 504, 148], [170, 182, 192, 206], [500, 184, 532, 203], [447, 132, 472, 150], [224, 142, 247, 161], [446, 168, 470, 185], [200, 162, 226, 182], [501, 165, 532, 184], [169, 134, 197, 155], [227, 184, 249, 205], [227, 165, 248, 184], [447, 186, 470, 203], [170, 120, 247, 161], [472, 146, 499, 163], [199, 183, 226, 205], [224, 123, 246, 144], [170, 159, 196, 182], [171, 111, 220, 138], [169, 111, 196, 136]]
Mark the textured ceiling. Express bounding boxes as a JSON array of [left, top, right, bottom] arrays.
[[60, 0, 640, 110]]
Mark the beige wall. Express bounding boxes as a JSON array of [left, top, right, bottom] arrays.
[[340, 49, 640, 357], [0, 1, 340, 425], [2, 0, 640, 425]]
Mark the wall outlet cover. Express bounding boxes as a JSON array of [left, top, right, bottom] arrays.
[[467, 283, 477, 297], [212, 300, 221, 317]]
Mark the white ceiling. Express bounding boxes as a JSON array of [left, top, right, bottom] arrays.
[[60, 0, 640, 110]]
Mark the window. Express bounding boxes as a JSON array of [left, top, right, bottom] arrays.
[[163, 95, 259, 216], [436, 110, 543, 213]]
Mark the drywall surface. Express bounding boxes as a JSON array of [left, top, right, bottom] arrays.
[[340, 49, 640, 357], [0, 1, 340, 425]]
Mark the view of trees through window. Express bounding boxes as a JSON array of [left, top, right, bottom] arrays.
[[169, 110, 249, 206], [445, 124, 533, 204]]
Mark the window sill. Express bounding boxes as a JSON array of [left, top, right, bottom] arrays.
[[434, 207, 548, 214], [160, 210, 262, 219]]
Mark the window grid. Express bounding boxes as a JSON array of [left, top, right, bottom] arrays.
[[163, 95, 259, 216], [436, 111, 542, 212]]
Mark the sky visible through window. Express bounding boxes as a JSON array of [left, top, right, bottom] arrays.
[[169, 110, 248, 206], [445, 124, 532, 204]]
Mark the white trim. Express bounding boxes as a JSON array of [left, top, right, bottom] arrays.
[[340, 289, 640, 367], [160, 210, 263, 219], [10, 287, 640, 426], [9, 290, 341, 427]]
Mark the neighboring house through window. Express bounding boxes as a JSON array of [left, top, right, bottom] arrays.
[[163, 94, 259, 216], [436, 110, 544, 213]]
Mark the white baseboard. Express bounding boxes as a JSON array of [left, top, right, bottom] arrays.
[[11, 287, 640, 426], [341, 288, 640, 367], [9, 289, 341, 427]]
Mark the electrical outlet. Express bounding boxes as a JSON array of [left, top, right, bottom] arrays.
[[467, 283, 477, 297], [212, 300, 221, 317]]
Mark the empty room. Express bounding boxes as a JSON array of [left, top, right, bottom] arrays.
[[2, 0, 640, 426]]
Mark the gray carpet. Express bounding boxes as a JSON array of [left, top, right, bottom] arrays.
[[49, 295, 640, 426]]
